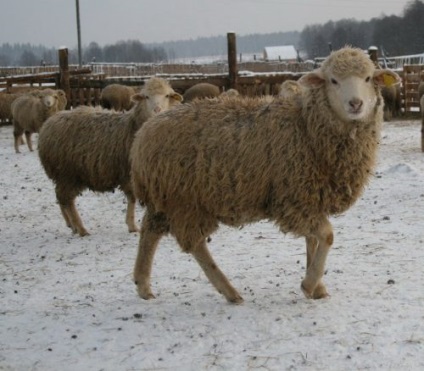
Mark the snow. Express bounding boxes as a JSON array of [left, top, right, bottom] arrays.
[[1, 119, 424, 370]]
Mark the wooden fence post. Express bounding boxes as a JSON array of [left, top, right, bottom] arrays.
[[227, 32, 237, 90], [58, 48, 71, 109]]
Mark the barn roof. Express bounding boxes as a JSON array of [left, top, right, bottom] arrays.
[[263, 45, 298, 61]]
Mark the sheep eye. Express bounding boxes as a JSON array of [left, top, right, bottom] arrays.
[[331, 78, 338, 85], [365, 76, 371, 82]]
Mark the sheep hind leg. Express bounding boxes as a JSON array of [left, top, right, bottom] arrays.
[[124, 192, 139, 233], [133, 211, 168, 300], [56, 186, 89, 237], [191, 240, 244, 304], [24, 131, 33, 152], [301, 219, 333, 299]]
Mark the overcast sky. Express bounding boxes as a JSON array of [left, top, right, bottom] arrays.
[[0, 0, 411, 48]]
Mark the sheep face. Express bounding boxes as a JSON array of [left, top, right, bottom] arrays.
[[300, 48, 400, 123], [132, 90, 182, 116], [40, 93, 59, 109]]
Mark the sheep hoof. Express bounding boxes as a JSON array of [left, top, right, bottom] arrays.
[[136, 284, 156, 300], [301, 282, 329, 300], [227, 294, 244, 305], [128, 227, 140, 233], [78, 230, 90, 237]]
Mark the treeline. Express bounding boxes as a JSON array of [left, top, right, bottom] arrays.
[[0, 40, 168, 66], [300, 0, 424, 58], [0, 0, 423, 66]]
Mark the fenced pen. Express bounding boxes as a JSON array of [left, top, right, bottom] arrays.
[[1, 33, 423, 113]]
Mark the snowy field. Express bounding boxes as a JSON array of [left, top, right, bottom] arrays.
[[1, 119, 423, 370]]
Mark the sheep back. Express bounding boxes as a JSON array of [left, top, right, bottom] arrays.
[[38, 107, 136, 193], [183, 83, 220, 102], [100, 84, 136, 111]]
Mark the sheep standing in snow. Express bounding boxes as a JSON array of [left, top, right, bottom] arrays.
[[130, 47, 400, 303], [100, 83, 138, 111], [38, 77, 182, 237], [0, 92, 21, 125], [381, 84, 401, 121], [182, 83, 221, 102], [11, 89, 63, 153]]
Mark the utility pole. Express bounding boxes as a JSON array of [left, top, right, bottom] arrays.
[[75, 0, 82, 67]]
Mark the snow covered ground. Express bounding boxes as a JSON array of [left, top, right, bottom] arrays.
[[1, 119, 423, 370]]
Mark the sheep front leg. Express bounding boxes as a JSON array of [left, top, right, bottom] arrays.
[[301, 220, 333, 299], [191, 240, 244, 304]]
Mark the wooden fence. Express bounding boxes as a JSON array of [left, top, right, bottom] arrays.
[[0, 36, 422, 114]]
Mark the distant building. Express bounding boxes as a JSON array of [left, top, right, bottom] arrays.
[[263, 45, 298, 62]]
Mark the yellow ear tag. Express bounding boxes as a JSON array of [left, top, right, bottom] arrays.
[[383, 74, 397, 87]]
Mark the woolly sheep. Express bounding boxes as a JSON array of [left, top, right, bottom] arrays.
[[0, 92, 21, 125], [38, 77, 183, 237], [11, 89, 63, 153], [100, 83, 138, 111], [182, 83, 221, 102], [130, 47, 400, 303], [381, 84, 401, 121], [279, 80, 303, 99]]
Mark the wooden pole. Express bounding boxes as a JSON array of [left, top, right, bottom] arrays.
[[227, 32, 237, 90], [75, 0, 82, 68], [58, 48, 71, 109]]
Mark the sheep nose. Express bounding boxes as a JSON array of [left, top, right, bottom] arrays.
[[349, 98, 363, 111], [154, 106, 162, 114]]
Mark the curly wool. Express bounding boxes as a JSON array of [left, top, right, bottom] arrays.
[[131, 86, 382, 248]]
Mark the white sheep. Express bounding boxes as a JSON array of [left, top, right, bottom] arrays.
[[130, 47, 400, 303], [11, 89, 63, 153], [38, 77, 182, 236], [278, 79, 303, 99]]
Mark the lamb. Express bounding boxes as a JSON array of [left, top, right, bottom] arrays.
[[100, 83, 138, 111], [182, 82, 221, 102], [130, 47, 400, 303], [11, 89, 64, 153], [38, 77, 183, 237]]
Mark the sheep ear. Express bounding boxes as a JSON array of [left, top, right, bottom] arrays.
[[171, 93, 183, 102], [373, 70, 401, 87], [298, 71, 325, 88], [131, 94, 146, 102]]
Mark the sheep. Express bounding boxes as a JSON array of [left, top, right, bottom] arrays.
[[100, 83, 138, 111], [11, 89, 63, 153], [38, 77, 183, 237], [0, 92, 21, 125], [279, 80, 303, 99], [220, 88, 239, 98], [182, 82, 221, 102], [381, 84, 401, 121], [130, 46, 400, 304]]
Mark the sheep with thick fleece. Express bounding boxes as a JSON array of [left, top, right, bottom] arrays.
[[38, 77, 182, 237], [279, 80, 303, 98], [100, 83, 138, 111], [130, 47, 400, 303], [183, 82, 221, 102], [0, 92, 21, 124], [11, 89, 63, 153]]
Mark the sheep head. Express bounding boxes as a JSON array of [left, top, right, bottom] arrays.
[[132, 77, 183, 118], [299, 46, 400, 122]]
